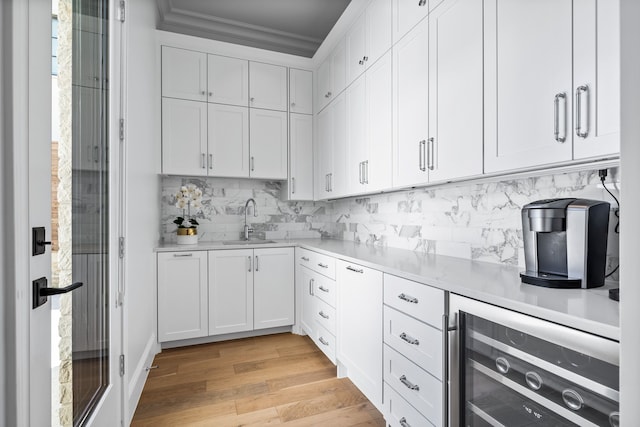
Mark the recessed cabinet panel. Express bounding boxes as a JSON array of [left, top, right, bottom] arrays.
[[484, 0, 573, 172], [161, 46, 207, 102], [297, 264, 317, 337], [249, 62, 288, 111], [346, 74, 367, 195], [316, 103, 334, 199], [254, 248, 294, 330], [208, 104, 249, 177], [207, 55, 249, 107], [366, 0, 392, 68], [289, 69, 313, 114], [249, 109, 288, 179], [161, 98, 207, 176]]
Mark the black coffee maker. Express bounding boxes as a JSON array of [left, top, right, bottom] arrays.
[[520, 198, 610, 288]]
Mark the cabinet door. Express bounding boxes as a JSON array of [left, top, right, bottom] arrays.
[[393, 18, 430, 188], [288, 114, 314, 200], [336, 260, 383, 410], [207, 54, 249, 107], [297, 264, 316, 337], [346, 12, 367, 86], [331, 92, 348, 197], [332, 39, 347, 98], [208, 104, 249, 177], [366, 0, 392, 68], [316, 103, 334, 200], [573, 0, 620, 160], [346, 74, 367, 195], [289, 69, 313, 114], [366, 51, 393, 192], [484, 0, 573, 173], [162, 98, 207, 176], [254, 248, 294, 330], [208, 249, 254, 335], [157, 252, 208, 342], [249, 109, 288, 179], [428, 0, 483, 183], [249, 62, 288, 111], [392, 0, 433, 44], [161, 46, 207, 102], [317, 57, 332, 112]]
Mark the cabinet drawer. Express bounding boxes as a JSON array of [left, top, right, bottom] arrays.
[[314, 298, 336, 334], [314, 323, 336, 364], [313, 273, 336, 307], [384, 345, 442, 426], [384, 382, 434, 427], [384, 306, 442, 379], [384, 274, 444, 328], [297, 247, 336, 279]]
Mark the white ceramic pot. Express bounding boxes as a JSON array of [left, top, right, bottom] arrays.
[[176, 228, 198, 245]]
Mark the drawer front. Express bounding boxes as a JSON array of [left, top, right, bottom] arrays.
[[314, 323, 336, 364], [384, 345, 442, 426], [384, 306, 442, 379], [384, 274, 444, 328], [297, 247, 336, 279], [384, 382, 434, 427], [313, 273, 336, 307], [314, 297, 336, 334]]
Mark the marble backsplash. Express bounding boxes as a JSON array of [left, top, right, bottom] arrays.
[[160, 168, 620, 281]]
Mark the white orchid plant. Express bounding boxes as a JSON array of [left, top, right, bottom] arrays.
[[173, 184, 203, 229]]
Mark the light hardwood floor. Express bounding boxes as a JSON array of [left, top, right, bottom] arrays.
[[131, 333, 386, 426]]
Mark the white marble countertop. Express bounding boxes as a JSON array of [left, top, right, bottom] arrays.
[[156, 238, 620, 341]]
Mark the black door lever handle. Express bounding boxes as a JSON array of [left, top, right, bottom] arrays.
[[33, 278, 83, 309]]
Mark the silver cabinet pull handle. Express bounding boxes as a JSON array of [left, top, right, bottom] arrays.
[[173, 253, 193, 257], [345, 265, 363, 273], [318, 311, 329, 319], [419, 140, 426, 171], [250, 156, 255, 171], [554, 92, 567, 143], [291, 177, 295, 194], [310, 278, 314, 296], [427, 138, 435, 170], [575, 85, 589, 138], [208, 154, 213, 169], [318, 263, 329, 269], [255, 255, 259, 271], [399, 417, 412, 427], [247, 256, 252, 272], [201, 153, 206, 169], [358, 59, 364, 65], [301, 256, 309, 262], [319, 337, 329, 346], [398, 293, 418, 304], [399, 375, 420, 391], [318, 285, 329, 293], [93, 146, 99, 163], [329, 173, 333, 192], [399, 332, 420, 345], [358, 161, 363, 184], [364, 160, 369, 184]]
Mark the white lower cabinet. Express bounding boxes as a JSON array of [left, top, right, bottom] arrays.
[[253, 247, 295, 329], [157, 251, 209, 342], [337, 260, 383, 411], [384, 382, 434, 427]]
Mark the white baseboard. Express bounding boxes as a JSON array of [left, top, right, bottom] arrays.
[[160, 326, 292, 349], [126, 333, 160, 425]]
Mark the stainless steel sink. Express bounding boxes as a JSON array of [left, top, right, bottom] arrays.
[[222, 240, 277, 245]]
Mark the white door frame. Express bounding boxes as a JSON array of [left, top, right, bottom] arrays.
[[2, 0, 125, 425]]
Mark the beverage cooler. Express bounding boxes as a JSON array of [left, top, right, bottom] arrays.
[[447, 295, 620, 427]]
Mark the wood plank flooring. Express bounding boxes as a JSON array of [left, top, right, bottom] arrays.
[[131, 333, 386, 426]]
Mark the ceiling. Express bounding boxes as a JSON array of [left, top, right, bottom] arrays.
[[156, 0, 352, 58]]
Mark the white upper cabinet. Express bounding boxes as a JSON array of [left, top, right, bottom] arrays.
[[317, 39, 346, 112], [316, 102, 334, 200], [208, 103, 249, 177], [346, 0, 392, 87], [484, 0, 573, 173], [346, 74, 367, 195], [393, 17, 430, 188], [316, 92, 347, 199], [249, 109, 288, 179], [427, 0, 483, 183], [392, 0, 441, 44], [287, 114, 314, 200], [573, 0, 620, 160], [161, 46, 207, 102], [162, 97, 207, 176], [249, 62, 288, 111], [289, 69, 313, 114], [207, 55, 249, 107]]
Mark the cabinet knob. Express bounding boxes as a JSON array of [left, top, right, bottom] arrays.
[[418, 0, 427, 6], [250, 97, 255, 102], [291, 102, 296, 107], [358, 59, 364, 65], [201, 90, 205, 95], [208, 92, 213, 96]]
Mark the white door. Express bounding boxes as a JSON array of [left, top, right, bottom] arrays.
[[249, 62, 288, 111], [393, 17, 430, 188], [207, 103, 249, 177], [484, 0, 573, 172], [161, 98, 208, 175], [428, 0, 483, 183], [249, 109, 288, 179], [14, 0, 123, 425], [346, 11, 367, 86], [289, 68, 313, 114], [254, 248, 295, 330], [207, 54, 249, 107], [161, 46, 207, 102], [289, 113, 314, 200], [346, 73, 368, 195], [208, 250, 254, 335]]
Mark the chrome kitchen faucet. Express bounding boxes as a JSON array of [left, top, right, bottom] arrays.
[[243, 198, 257, 240]]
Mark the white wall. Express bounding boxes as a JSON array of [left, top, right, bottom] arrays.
[[123, 0, 161, 422], [620, 0, 640, 424]]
